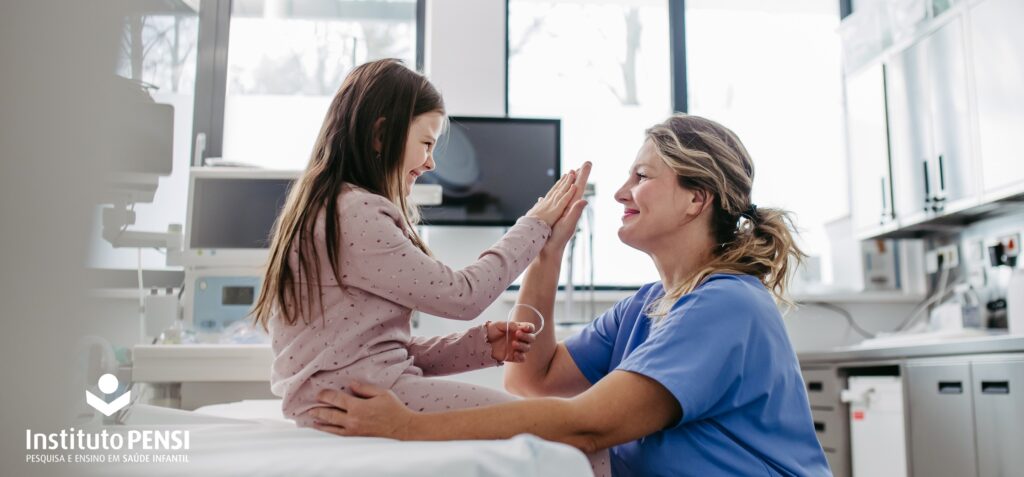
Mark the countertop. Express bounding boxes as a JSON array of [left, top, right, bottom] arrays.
[[798, 334, 1024, 364]]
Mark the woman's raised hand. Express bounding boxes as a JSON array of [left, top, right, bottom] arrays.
[[526, 170, 578, 227], [543, 161, 591, 255]]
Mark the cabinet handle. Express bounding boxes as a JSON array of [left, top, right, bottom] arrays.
[[937, 154, 947, 194], [922, 159, 932, 211], [880, 177, 889, 223], [808, 381, 823, 392], [981, 381, 1010, 394], [814, 421, 826, 433], [938, 381, 963, 394], [932, 154, 947, 212]]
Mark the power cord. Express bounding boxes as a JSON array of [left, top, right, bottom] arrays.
[[803, 301, 876, 339]]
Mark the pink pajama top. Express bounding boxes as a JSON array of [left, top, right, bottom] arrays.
[[268, 184, 550, 420]]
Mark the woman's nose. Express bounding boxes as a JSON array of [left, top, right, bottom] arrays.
[[614, 182, 630, 204], [425, 154, 436, 171]]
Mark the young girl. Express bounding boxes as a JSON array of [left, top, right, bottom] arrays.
[[251, 59, 582, 430]]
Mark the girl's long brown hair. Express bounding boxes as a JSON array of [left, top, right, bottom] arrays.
[[646, 114, 806, 317], [252, 59, 444, 330]]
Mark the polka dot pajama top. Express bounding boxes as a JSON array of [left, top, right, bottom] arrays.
[[268, 183, 550, 425]]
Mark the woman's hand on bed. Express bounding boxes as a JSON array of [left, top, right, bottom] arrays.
[[312, 383, 414, 440], [486, 321, 536, 363]]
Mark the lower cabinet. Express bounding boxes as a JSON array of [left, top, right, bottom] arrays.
[[905, 355, 1024, 477], [802, 353, 1024, 477], [970, 357, 1024, 477], [905, 360, 978, 477]]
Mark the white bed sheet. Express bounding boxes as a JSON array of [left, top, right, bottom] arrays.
[[94, 400, 592, 477]]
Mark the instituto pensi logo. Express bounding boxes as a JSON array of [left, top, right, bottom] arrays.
[[86, 373, 130, 416]]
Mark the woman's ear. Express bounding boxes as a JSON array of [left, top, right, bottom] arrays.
[[372, 117, 386, 153], [690, 189, 712, 215]]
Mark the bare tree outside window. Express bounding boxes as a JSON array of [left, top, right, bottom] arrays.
[[508, 0, 672, 286], [221, 0, 417, 169]]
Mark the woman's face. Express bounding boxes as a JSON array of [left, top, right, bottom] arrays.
[[614, 140, 706, 253], [401, 111, 445, 194]]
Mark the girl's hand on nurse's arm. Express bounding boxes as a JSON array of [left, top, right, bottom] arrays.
[[485, 321, 536, 363], [525, 170, 578, 227], [541, 161, 591, 259]]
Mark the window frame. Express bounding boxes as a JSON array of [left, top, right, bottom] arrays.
[[190, 0, 426, 167]]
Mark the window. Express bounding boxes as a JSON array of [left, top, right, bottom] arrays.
[[221, 0, 418, 169], [508, 0, 673, 286], [685, 0, 847, 287], [88, 2, 202, 269]]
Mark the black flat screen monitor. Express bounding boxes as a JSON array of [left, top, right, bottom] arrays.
[[189, 177, 294, 249], [418, 117, 560, 226]]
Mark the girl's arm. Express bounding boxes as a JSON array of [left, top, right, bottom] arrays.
[[406, 321, 533, 376], [406, 325, 496, 376], [338, 174, 575, 321], [311, 369, 681, 454]]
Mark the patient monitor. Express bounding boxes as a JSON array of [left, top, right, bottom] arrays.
[[182, 168, 298, 332], [181, 168, 443, 333]]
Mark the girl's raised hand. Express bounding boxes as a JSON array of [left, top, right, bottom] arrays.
[[525, 170, 578, 227]]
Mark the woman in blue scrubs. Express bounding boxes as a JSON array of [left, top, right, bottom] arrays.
[[311, 114, 831, 476]]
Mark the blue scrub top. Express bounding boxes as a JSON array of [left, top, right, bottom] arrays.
[[564, 274, 830, 477]]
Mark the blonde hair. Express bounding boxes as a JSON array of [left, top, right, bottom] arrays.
[[645, 114, 805, 318]]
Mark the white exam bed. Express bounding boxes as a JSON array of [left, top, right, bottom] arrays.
[[89, 399, 592, 477]]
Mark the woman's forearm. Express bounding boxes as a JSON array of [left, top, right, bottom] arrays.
[[504, 249, 564, 395], [402, 396, 599, 453]]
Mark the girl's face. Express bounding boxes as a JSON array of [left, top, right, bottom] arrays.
[[401, 111, 445, 194], [614, 140, 707, 253]]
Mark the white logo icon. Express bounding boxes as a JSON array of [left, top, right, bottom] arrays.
[[86, 373, 131, 416]]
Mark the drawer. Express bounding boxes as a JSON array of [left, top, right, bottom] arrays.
[[803, 367, 842, 408], [811, 408, 848, 452]]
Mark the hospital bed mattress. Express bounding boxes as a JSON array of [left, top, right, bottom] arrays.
[[89, 399, 592, 477]]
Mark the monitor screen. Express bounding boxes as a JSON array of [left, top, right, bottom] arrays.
[[189, 177, 294, 249], [418, 117, 560, 226]]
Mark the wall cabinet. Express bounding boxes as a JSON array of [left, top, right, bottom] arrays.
[[843, 0, 1023, 240], [886, 15, 975, 223], [846, 63, 895, 234], [970, 0, 1024, 199]]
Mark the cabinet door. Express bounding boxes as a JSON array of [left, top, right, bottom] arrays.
[[847, 63, 895, 233], [971, 0, 1024, 197], [924, 17, 975, 210], [906, 362, 978, 477], [886, 39, 934, 223], [971, 359, 1024, 477]]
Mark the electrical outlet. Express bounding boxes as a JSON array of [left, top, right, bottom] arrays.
[[999, 233, 1020, 259], [926, 245, 960, 273], [939, 245, 959, 269], [987, 232, 1022, 267]]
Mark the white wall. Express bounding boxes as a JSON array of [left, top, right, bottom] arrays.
[[424, 0, 506, 116]]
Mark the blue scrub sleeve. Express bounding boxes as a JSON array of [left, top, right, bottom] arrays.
[[615, 284, 755, 426], [563, 297, 628, 385]]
